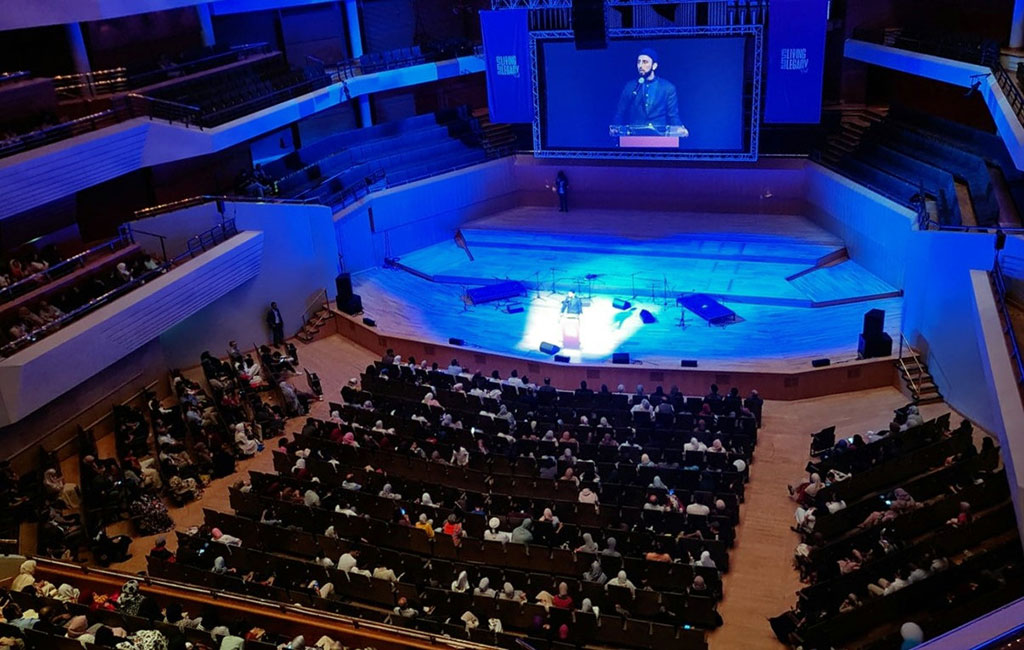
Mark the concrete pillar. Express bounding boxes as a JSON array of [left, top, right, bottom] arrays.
[[343, 0, 373, 127], [66, 22, 91, 76], [196, 3, 217, 48]]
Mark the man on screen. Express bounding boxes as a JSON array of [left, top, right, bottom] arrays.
[[612, 48, 682, 129]]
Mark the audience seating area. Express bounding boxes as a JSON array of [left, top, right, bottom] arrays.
[[824, 106, 1021, 228], [134, 53, 331, 129], [0, 559, 397, 650], [264, 108, 493, 209], [148, 355, 763, 650], [772, 411, 1023, 649]]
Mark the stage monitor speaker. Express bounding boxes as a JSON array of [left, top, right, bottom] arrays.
[[680, 359, 698, 368], [572, 0, 606, 49], [338, 294, 362, 315], [858, 332, 893, 359], [336, 273, 353, 301], [640, 309, 656, 324], [613, 298, 632, 310], [554, 355, 570, 363], [505, 304, 524, 314], [449, 337, 465, 346], [540, 342, 561, 355], [612, 352, 630, 364], [362, 317, 376, 327], [811, 358, 831, 367], [862, 308, 884, 337]]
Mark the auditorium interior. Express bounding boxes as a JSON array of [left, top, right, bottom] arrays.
[[2, 1, 1024, 649]]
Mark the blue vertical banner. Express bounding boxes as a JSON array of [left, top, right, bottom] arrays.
[[480, 9, 534, 124], [764, 0, 829, 123]]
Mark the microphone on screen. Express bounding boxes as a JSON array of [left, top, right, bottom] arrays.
[[632, 77, 645, 96]]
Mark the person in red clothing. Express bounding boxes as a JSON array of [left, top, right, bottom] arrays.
[[552, 582, 573, 609]]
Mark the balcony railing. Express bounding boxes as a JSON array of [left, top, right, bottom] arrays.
[[0, 218, 239, 359]]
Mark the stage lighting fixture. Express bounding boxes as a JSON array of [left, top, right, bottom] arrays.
[[540, 342, 561, 354], [640, 309, 656, 324], [612, 298, 632, 310]]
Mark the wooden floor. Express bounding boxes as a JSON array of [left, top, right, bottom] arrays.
[[353, 269, 903, 371], [56, 333, 976, 650], [359, 206, 903, 370]]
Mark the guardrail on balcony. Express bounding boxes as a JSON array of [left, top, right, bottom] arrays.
[[0, 219, 240, 359], [0, 235, 133, 306], [991, 257, 1024, 398]]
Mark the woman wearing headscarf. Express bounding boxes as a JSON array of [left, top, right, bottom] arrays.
[[44, 469, 81, 509], [684, 437, 707, 452], [579, 598, 600, 619], [582, 559, 607, 585], [54, 583, 81, 603], [378, 484, 402, 500], [481, 516, 513, 543], [601, 537, 620, 557], [422, 393, 441, 408], [451, 447, 470, 467], [499, 582, 525, 602], [234, 423, 261, 457], [11, 560, 36, 591], [303, 489, 321, 508], [212, 557, 237, 575], [708, 439, 726, 454], [578, 487, 599, 505], [415, 514, 435, 539], [168, 475, 199, 503], [575, 532, 599, 553], [649, 476, 668, 490], [696, 551, 717, 569], [116, 580, 145, 616], [606, 570, 636, 596], [890, 488, 919, 514], [474, 577, 496, 597], [451, 571, 471, 593], [511, 518, 534, 544]]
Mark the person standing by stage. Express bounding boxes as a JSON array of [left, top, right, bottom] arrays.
[[555, 171, 569, 212], [266, 301, 285, 346]]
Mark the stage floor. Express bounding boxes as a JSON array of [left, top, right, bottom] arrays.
[[354, 207, 904, 371]]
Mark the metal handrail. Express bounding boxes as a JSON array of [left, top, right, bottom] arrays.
[[0, 220, 241, 359], [896, 332, 922, 397], [127, 42, 272, 89], [52, 66, 129, 98], [992, 62, 1024, 130], [0, 233, 131, 304], [0, 70, 31, 84], [0, 106, 130, 159], [133, 194, 316, 220], [991, 258, 1024, 390], [301, 287, 329, 325]]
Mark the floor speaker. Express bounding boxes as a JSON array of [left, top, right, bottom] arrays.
[[640, 309, 656, 324], [862, 308, 884, 337], [811, 358, 831, 367], [362, 317, 376, 327], [858, 332, 893, 359], [554, 354, 570, 363], [613, 298, 632, 310], [612, 352, 630, 364], [572, 0, 606, 49], [336, 272, 353, 301], [338, 294, 362, 315], [680, 359, 698, 368], [449, 337, 465, 346], [540, 342, 561, 355]]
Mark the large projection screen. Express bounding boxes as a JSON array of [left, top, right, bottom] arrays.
[[531, 26, 762, 161]]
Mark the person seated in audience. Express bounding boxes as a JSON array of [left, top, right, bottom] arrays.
[[8, 320, 27, 340], [606, 570, 636, 596], [510, 518, 534, 544], [630, 398, 655, 420], [947, 501, 973, 527], [149, 536, 175, 563], [867, 567, 910, 596], [473, 577, 496, 597], [552, 582, 573, 609], [15, 307, 43, 330], [211, 527, 243, 546], [645, 542, 672, 562], [839, 592, 862, 613], [234, 422, 263, 456], [37, 301, 63, 323], [42, 468, 80, 509]]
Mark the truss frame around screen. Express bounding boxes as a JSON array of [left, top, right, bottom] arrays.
[[530, 25, 762, 162]]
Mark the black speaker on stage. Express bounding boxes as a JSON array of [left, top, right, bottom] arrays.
[[811, 358, 831, 367], [613, 298, 632, 310], [862, 309, 884, 337], [680, 359, 698, 368], [449, 337, 465, 346], [554, 354, 570, 363], [640, 309, 656, 324], [572, 0, 606, 49], [858, 332, 893, 359], [336, 273, 353, 301], [338, 294, 362, 315], [362, 317, 376, 327], [612, 352, 630, 364], [506, 304, 524, 314], [540, 342, 561, 355]]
